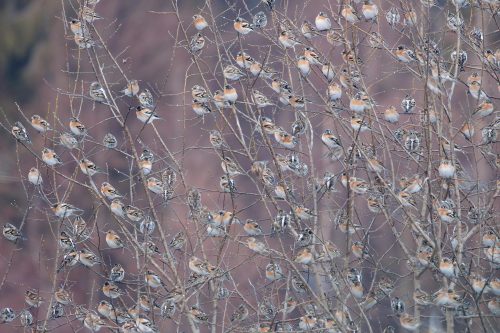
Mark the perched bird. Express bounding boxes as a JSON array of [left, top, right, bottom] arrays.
[[247, 237, 269, 254], [189, 256, 214, 276], [235, 51, 254, 69], [342, 5, 360, 24], [110, 199, 126, 218], [193, 14, 208, 30], [230, 304, 249, 323], [395, 45, 417, 62], [136, 106, 160, 124], [89, 81, 107, 103], [221, 156, 242, 176], [79, 6, 102, 23], [439, 258, 458, 278], [265, 262, 284, 281], [138, 89, 154, 108], [243, 219, 263, 236], [58, 231, 75, 250], [83, 312, 105, 332], [301, 20, 317, 39], [385, 7, 400, 27], [79, 158, 101, 176], [327, 82, 342, 101], [106, 230, 124, 249], [59, 132, 79, 149], [121, 79, 140, 97], [253, 11, 268, 28], [369, 31, 384, 48], [362, 1, 379, 21], [399, 313, 420, 331], [30, 115, 51, 132], [125, 205, 145, 222], [384, 106, 399, 123], [223, 84, 238, 103], [110, 263, 125, 282], [438, 159, 456, 178], [100, 182, 122, 199], [3, 223, 22, 242], [52, 202, 83, 218], [78, 249, 100, 267], [223, 64, 245, 81], [102, 281, 122, 299], [103, 133, 118, 148], [234, 17, 253, 34], [299, 314, 318, 331], [351, 116, 370, 132], [25, 289, 43, 307], [252, 90, 273, 108], [145, 270, 163, 288], [315, 12, 331, 31], [168, 231, 186, 250], [69, 117, 87, 136], [28, 167, 43, 186], [294, 247, 314, 264], [278, 30, 301, 48], [189, 33, 205, 52], [189, 306, 209, 324]]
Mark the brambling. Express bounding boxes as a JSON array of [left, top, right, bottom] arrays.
[[278, 29, 301, 48], [482, 230, 498, 247], [3, 223, 22, 242], [271, 78, 291, 94], [139, 158, 153, 176], [221, 156, 242, 176], [349, 92, 370, 113], [253, 11, 268, 28], [108, 264, 125, 282], [89, 81, 107, 103], [291, 116, 306, 136], [135, 317, 158, 333], [351, 116, 370, 132], [400, 95, 416, 113], [138, 88, 154, 108], [249, 61, 277, 78], [220, 175, 236, 193], [100, 182, 122, 200], [73, 34, 96, 49], [395, 45, 416, 62], [189, 256, 214, 275], [126, 205, 144, 222], [105, 230, 124, 249], [391, 297, 405, 314], [189, 306, 209, 324], [211, 89, 228, 109], [252, 89, 273, 108], [191, 85, 208, 102], [97, 300, 115, 320], [274, 128, 297, 148], [470, 274, 490, 294], [413, 288, 432, 306], [327, 82, 342, 101], [403, 131, 420, 152], [141, 241, 160, 255], [223, 64, 245, 81], [351, 241, 369, 259], [342, 49, 363, 66], [235, 51, 254, 69], [59, 231, 75, 250], [11, 121, 31, 144], [294, 247, 314, 264], [385, 7, 400, 27], [57, 251, 79, 272], [451, 49, 467, 71], [246, 237, 268, 254], [349, 280, 364, 299], [84, 312, 104, 332], [294, 205, 315, 220], [265, 262, 284, 281], [318, 241, 341, 261], [439, 258, 458, 278], [430, 59, 454, 83], [136, 106, 160, 124], [337, 219, 363, 235], [438, 159, 455, 178], [191, 99, 211, 116], [399, 313, 420, 331], [341, 5, 360, 23], [69, 19, 88, 36], [403, 8, 417, 26], [315, 11, 331, 31], [259, 117, 276, 135], [366, 157, 385, 173], [397, 191, 416, 208], [491, 278, 500, 296], [433, 288, 462, 307], [274, 183, 291, 199], [189, 32, 205, 52], [261, 0, 275, 9], [121, 79, 139, 97], [213, 210, 235, 226], [234, 17, 253, 34], [299, 314, 317, 330], [193, 14, 208, 30], [401, 175, 423, 193], [69, 117, 87, 136], [79, 249, 100, 267], [79, 6, 102, 23], [223, 84, 238, 103], [368, 31, 384, 49], [102, 133, 117, 148], [488, 299, 500, 315], [30, 114, 51, 133], [209, 130, 225, 148], [474, 99, 494, 118], [230, 304, 249, 323], [160, 301, 176, 319], [79, 158, 100, 176], [19, 310, 33, 327], [437, 205, 457, 223], [383, 106, 399, 123], [318, 63, 334, 82], [468, 80, 487, 100], [168, 231, 186, 250], [110, 199, 126, 218], [377, 277, 395, 295], [102, 281, 122, 299], [41, 148, 62, 167], [0, 308, 15, 323], [339, 68, 361, 89], [295, 228, 314, 248], [27, 167, 43, 186], [279, 297, 297, 315], [243, 219, 263, 236], [25, 289, 43, 307], [447, 12, 464, 32], [301, 20, 317, 39], [258, 300, 275, 319], [145, 270, 163, 288], [52, 202, 83, 218], [296, 56, 311, 76], [206, 224, 225, 237], [362, 1, 379, 21], [481, 126, 497, 144], [484, 245, 500, 264], [288, 94, 309, 108]]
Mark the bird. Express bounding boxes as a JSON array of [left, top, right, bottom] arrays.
[[235, 51, 254, 69], [59, 132, 79, 149], [30, 115, 51, 132], [315, 12, 331, 31], [274, 128, 297, 148], [369, 31, 384, 48], [25, 289, 43, 307], [399, 313, 420, 331], [69, 117, 87, 136], [223, 64, 245, 81], [327, 82, 342, 101], [79, 158, 101, 176], [52, 202, 83, 218], [247, 237, 268, 254], [27, 167, 43, 186], [473, 99, 494, 118], [301, 20, 317, 39], [252, 90, 273, 108], [3, 223, 22, 242], [83, 312, 105, 332], [89, 81, 107, 103], [103, 133, 117, 148], [223, 84, 238, 103], [438, 159, 456, 178], [110, 263, 125, 282], [395, 45, 417, 62], [342, 5, 360, 24], [125, 205, 145, 222], [193, 14, 208, 30], [299, 314, 318, 331], [234, 17, 253, 34], [243, 219, 263, 236], [79, 6, 102, 23], [100, 182, 122, 199], [135, 317, 158, 333], [110, 199, 126, 218], [136, 106, 160, 124], [189, 306, 209, 324], [102, 281, 123, 299], [41, 148, 62, 166], [189, 256, 214, 276], [278, 30, 301, 48], [297, 56, 311, 76], [138, 89, 154, 108], [221, 156, 242, 176], [69, 19, 89, 36], [145, 270, 163, 288], [105, 230, 124, 249], [189, 33, 205, 52], [58, 231, 75, 250], [265, 262, 284, 281], [439, 258, 458, 278], [230, 304, 249, 323], [362, 1, 379, 21], [121, 79, 140, 97], [168, 231, 186, 250], [351, 116, 370, 132], [294, 247, 314, 264], [78, 249, 100, 267], [385, 7, 400, 27]]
